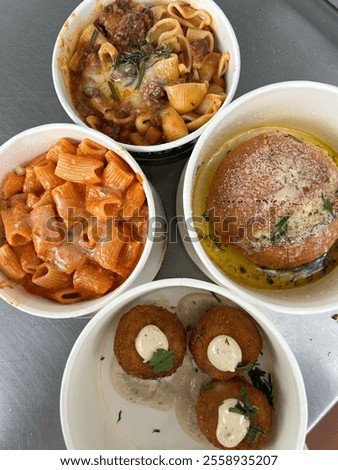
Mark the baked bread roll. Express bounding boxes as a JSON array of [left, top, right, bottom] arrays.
[[207, 131, 338, 269]]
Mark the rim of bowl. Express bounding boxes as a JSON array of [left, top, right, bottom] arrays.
[[51, 0, 241, 154], [60, 277, 308, 450], [0, 123, 156, 318], [182, 80, 338, 315]]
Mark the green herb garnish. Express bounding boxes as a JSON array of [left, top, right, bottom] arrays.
[[88, 29, 99, 51], [287, 134, 303, 144], [228, 384, 259, 420], [228, 384, 267, 443], [113, 42, 172, 89], [149, 348, 174, 373], [321, 194, 334, 216], [203, 382, 214, 390], [246, 425, 267, 442], [270, 215, 290, 243], [248, 366, 274, 407], [210, 291, 222, 303], [236, 361, 258, 372], [108, 80, 121, 102]]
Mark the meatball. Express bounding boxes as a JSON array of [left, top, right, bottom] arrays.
[[95, 0, 154, 50], [113, 10, 154, 49], [142, 80, 166, 108]]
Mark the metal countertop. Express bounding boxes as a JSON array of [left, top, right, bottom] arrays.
[[0, 0, 337, 450]]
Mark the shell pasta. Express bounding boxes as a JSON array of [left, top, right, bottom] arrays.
[[0, 138, 148, 304], [67, 0, 230, 146]]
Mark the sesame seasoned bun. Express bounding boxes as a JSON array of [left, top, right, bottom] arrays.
[[196, 377, 273, 450], [208, 131, 338, 269], [189, 306, 262, 380], [114, 304, 186, 379]]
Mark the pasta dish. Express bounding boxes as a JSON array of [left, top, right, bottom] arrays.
[[67, 0, 230, 145], [0, 138, 148, 303]]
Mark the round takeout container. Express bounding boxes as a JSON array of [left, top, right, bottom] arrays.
[[60, 278, 307, 450], [177, 81, 338, 314], [52, 0, 241, 163], [0, 123, 167, 318]]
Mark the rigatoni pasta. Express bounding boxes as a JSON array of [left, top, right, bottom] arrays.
[[0, 173, 25, 199], [67, 0, 231, 146], [0, 137, 148, 304], [1, 203, 32, 246], [55, 154, 104, 184], [0, 244, 26, 281]]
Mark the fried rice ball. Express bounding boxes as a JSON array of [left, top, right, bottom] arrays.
[[114, 304, 187, 379], [196, 377, 273, 450], [189, 306, 262, 380]]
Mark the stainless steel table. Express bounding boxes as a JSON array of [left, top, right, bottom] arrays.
[[0, 0, 337, 450]]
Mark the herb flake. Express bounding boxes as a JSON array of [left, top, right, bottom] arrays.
[[210, 291, 222, 303], [203, 382, 214, 390], [228, 384, 259, 420], [246, 425, 267, 442], [248, 366, 274, 407], [88, 29, 99, 51], [108, 80, 121, 102], [321, 194, 334, 216], [149, 348, 174, 373], [236, 361, 258, 372], [228, 384, 267, 443], [270, 215, 290, 243]]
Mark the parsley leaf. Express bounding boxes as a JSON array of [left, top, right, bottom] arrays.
[[149, 348, 174, 373], [228, 384, 258, 420], [321, 194, 334, 216], [246, 425, 267, 442], [228, 384, 267, 443], [270, 215, 290, 243]]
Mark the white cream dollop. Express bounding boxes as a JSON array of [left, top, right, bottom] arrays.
[[207, 335, 242, 372], [216, 398, 250, 448], [135, 324, 169, 363]]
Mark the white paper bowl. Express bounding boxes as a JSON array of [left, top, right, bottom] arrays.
[[0, 123, 167, 318], [60, 278, 307, 450], [52, 0, 240, 163], [178, 81, 338, 315]]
